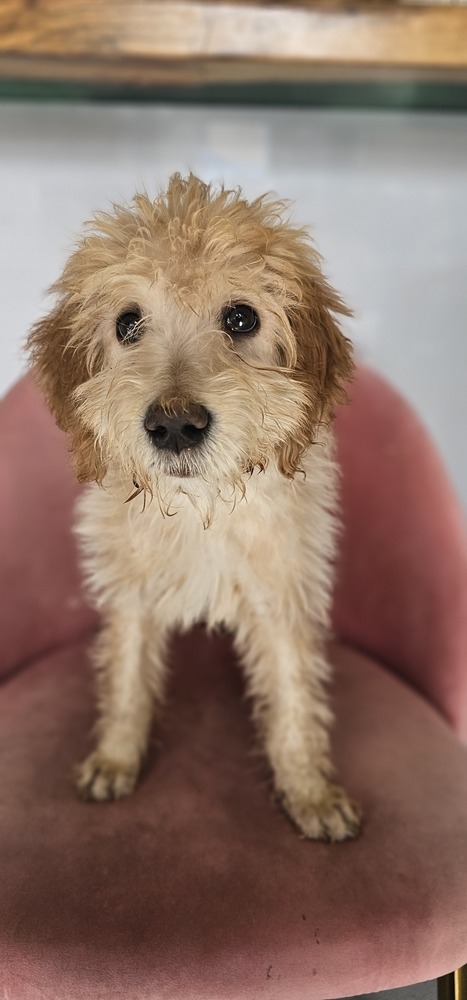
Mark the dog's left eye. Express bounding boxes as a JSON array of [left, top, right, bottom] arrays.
[[221, 304, 259, 336], [116, 310, 143, 344]]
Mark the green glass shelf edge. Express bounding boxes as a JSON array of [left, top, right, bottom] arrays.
[[0, 77, 467, 110]]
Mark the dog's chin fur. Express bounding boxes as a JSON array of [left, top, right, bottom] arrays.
[[27, 173, 361, 842], [131, 474, 244, 531]]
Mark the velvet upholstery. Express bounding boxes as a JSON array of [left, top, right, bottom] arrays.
[[334, 370, 467, 739], [0, 377, 96, 681], [0, 369, 466, 999]]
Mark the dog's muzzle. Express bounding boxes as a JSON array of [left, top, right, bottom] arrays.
[[144, 402, 211, 454]]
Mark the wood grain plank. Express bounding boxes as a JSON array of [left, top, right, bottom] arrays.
[[1, 1, 466, 85]]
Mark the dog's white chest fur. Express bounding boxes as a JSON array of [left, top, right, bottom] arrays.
[[77, 436, 336, 640]]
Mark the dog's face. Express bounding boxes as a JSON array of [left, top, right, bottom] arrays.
[[28, 174, 353, 507]]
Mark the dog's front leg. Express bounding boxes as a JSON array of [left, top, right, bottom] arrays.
[[236, 615, 361, 841], [76, 600, 166, 802]]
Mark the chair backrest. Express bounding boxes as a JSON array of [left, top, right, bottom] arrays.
[[0, 377, 96, 682], [1, 369, 466, 739], [333, 367, 467, 740]]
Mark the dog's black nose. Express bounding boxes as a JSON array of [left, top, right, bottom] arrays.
[[144, 402, 210, 453]]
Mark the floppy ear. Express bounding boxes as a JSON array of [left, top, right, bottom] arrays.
[[277, 270, 354, 478], [27, 299, 106, 484], [295, 272, 354, 424]]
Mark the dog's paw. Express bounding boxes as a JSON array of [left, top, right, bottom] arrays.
[[75, 752, 139, 802], [283, 783, 361, 842]]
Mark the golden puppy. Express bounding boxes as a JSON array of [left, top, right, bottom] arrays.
[[28, 173, 360, 841]]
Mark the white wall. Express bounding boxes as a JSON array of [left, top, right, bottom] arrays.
[[1, 102, 465, 500]]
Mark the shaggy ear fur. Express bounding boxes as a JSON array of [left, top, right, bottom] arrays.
[[277, 267, 354, 479], [27, 299, 106, 484]]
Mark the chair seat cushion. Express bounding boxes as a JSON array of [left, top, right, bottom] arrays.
[[1, 631, 467, 1000]]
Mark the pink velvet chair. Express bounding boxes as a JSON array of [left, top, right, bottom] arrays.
[[0, 367, 466, 1000]]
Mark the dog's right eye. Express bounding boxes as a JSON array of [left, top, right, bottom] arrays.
[[116, 310, 143, 344]]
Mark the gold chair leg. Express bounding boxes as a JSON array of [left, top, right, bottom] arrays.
[[438, 966, 467, 1000]]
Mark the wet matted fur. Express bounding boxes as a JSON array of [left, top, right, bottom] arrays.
[[28, 173, 360, 841]]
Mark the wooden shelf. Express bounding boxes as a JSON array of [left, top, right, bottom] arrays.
[[1, 0, 467, 87]]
